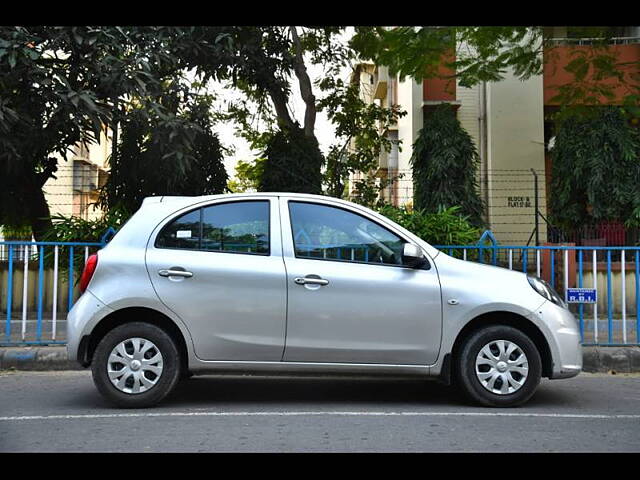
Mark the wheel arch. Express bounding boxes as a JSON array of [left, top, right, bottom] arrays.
[[80, 306, 189, 372], [447, 311, 553, 382]]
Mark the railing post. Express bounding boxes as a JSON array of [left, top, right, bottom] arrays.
[[36, 245, 44, 342], [52, 246, 59, 341], [5, 246, 13, 342], [531, 168, 539, 246], [68, 246, 74, 313], [21, 245, 28, 342], [636, 250, 639, 344], [622, 249, 627, 344], [607, 250, 613, 343]]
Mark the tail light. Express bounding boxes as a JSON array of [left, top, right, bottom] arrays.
[[79, 253, 98, 293]]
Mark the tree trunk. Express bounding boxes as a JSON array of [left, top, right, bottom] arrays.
[[289, 27, 317, 138], [26, 174, 53, 241]]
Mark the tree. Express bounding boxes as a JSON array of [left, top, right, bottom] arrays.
[[0, 26, 209, 239], [99, 86, 228, 214], [258, 126, 324, 194], [317, 75, 405, 205], [548, 107, 640, 230], [174, 26, 330, 194], [410, 105, 485, 226], [189, 26, 404, 200]]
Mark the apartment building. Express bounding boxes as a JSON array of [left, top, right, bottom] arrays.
[[351, 27, 640, 246], [42, 128, 111, 222]]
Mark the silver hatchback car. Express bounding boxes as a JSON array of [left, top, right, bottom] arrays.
[[67, 193, 582, 408]]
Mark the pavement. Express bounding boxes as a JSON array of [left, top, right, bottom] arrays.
[[1, 345, 640, 373], [1, 370, 639, 452]]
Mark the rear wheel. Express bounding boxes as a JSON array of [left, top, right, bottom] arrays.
[[455, 325, 542, 407], [91, 322, 181, 408]]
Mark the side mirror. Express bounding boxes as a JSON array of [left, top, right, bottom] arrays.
[[402, 243, 427, 268]]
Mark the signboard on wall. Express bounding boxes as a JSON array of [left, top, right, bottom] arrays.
[[566, 288, 597, 304], [507, 196, 532, 208]]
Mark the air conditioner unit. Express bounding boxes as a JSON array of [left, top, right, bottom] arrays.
[[73, 160, 99, 193]]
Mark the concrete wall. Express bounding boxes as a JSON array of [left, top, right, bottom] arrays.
[[485, 68, 547, 245], [396, 76, 423, 206], [581, 271, 638, 316], [0, 264, 80, 315]]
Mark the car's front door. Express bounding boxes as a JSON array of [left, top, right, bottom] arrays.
[[146, 197, 287, 361], [280, 198, 442, 365]]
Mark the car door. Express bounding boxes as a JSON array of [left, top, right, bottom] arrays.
[[280, 198, 442, 365], [146, 197, 287, 361]]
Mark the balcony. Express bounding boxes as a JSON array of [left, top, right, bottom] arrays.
[[373, 66, 389, 100], [548, 36, 640, 46]]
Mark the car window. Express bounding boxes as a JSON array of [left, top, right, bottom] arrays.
[[202, 201, 269, 254], [155, 201, 270, 255], [288, 201, 405, 266], [155, 209, 201, 250]]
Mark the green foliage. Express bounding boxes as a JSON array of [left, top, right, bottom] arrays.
[[410, 106, 485, 227], [350, 26, 639, 107], [0, 26, 218, 239], [0, 224, 32, 240], [549, 106, 640, 229], [99, 91, 228, 213], [351, 27, 539, 85], [317, 75, 406, 203], [42, 207, 131, 244], [259, 127, 324, 194], [39, 207, 131, 273], [378, 204, 481, 246], [227, 158, 266, 193]]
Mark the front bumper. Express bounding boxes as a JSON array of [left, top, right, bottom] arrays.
[[529, 300, 582, 379]]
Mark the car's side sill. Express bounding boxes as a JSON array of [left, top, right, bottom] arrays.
[[189, 359, 432, 377]]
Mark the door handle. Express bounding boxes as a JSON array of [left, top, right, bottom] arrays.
[[294, 277, 329, 286], [158, 269, 193, 278]]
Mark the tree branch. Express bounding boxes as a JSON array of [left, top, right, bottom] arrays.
[[266, 84, 297, 131], [290, 26, 316, 137]]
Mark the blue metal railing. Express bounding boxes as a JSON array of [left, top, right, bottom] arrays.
[[1, 241, 105, 346], [2, 235, 637, 348]]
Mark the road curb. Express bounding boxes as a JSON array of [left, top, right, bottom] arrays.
[[0, 346, 82, 371], [582, 346, 640, 374], [1, 345, 640, 373]]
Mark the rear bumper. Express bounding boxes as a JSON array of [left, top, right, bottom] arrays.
[[66, 290, 112, 364]]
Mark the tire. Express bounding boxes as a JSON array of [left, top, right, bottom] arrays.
[[454, 325, 542, 407], [91, 322, 181, 408]]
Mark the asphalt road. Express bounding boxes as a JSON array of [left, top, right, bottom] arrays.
[[1, 370, 639, 452]]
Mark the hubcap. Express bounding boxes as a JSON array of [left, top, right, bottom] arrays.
[[107, 337, 163, 394], [475, 339, 529, 395]]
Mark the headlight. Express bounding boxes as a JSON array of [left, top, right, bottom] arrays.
[[527, 275, 567, 308]]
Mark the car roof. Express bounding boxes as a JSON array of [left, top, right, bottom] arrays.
[[144, 192, 337, 204]]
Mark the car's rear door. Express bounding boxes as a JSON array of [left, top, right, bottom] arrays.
[[146, 197, 287, 361]]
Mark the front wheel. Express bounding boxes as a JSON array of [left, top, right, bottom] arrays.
[[455, 325, 542, 407], [91, 322, 181, 408]]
